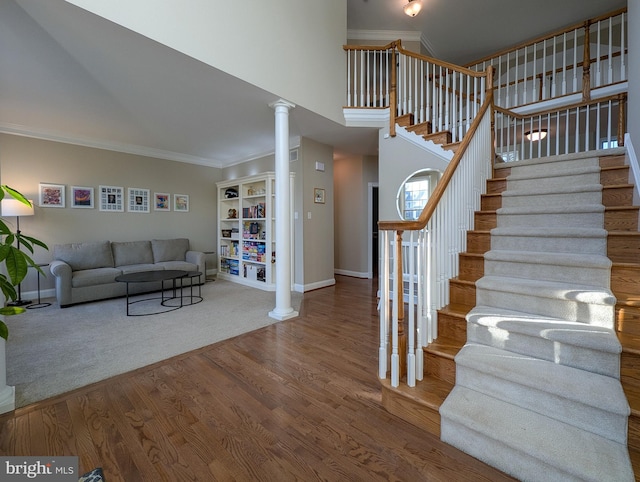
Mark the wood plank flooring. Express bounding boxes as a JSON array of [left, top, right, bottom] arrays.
[[0, 275, 517, 481]]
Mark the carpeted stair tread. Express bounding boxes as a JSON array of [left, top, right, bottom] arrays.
[[501, 183, 602, 198], [476, 275, 616, 306], [440, 386, 635, 482], [468, 305, 621, 354], [455, 343, 629, 416]]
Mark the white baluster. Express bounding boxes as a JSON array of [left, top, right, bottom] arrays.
[[379, 230, 389, 379]]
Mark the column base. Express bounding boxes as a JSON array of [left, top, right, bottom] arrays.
[[268, 308, 299, 321], [0, 385, 15, 415]]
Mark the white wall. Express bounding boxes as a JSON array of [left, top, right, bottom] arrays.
[[378, 129, 450, 222], [66, 0, 347, 125]]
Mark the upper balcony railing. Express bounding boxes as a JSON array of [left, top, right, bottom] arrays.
[[466, 8, 627, 110], [343, 41, 490, 144]]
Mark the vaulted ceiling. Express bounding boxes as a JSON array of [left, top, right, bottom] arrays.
[[0, 0, 626, 168]]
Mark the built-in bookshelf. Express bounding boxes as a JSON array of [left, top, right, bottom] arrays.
[[217, 172, 284, 290]]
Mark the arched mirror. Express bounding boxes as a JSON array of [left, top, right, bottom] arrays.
[[396, 169, 442, 220]]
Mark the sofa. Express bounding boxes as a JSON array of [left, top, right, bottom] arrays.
[[50, 238, 206, 307]]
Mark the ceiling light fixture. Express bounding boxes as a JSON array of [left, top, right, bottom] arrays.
[[525, 129, 547, 141], [403, 0, 422, 17]]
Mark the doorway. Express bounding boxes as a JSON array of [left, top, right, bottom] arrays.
[[368, 183, 379, 279]]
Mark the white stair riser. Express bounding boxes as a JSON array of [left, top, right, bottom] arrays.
[[497, 211, 604, 228], [490, 234, 607, 255], [467, 322, 620, 377], [456, 365, 628, 443], [484, 259, 611, 286]]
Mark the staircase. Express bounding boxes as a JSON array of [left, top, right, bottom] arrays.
[[381, 149, 640, 480]]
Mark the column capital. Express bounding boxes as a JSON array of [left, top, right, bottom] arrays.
[[269, 98, 296, 110]]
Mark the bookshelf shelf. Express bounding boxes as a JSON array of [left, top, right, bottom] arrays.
[[217, 172, 292, 291]]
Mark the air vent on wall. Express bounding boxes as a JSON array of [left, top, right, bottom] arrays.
[[289, 149, 298, 162]]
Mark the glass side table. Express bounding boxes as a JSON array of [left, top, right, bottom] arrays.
[[26, 263, 51, 309]]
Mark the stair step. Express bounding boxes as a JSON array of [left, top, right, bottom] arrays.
[[467, 305, 622, 377], [406, 121, 432, 136], [603, 184, 634, 206], [500, 183, 602, 208], [380, 376, 452, 437], [466, 230, 491, 254], [424, 336, 463, 384], [474, 211, 497, 230], [496, 204, 604, 228], [423, 130, 452, 145], [486, 177, 507, 194], [490, 226, 607, 255], [437, 304, 469, 341], [601, 165, 630, 185], [458, 253, 484, 282], [395, 113, 414, 127], [484, 250, 611, 286], [606, 206, 639, 231], [506, 166, 601, 192], [455, 343, 629, 443], [620, 332, 640, 390], [617, 304, 640, 336], [476, 275, 615, 327], [449, 278, 476, 308], [502, 156, 600, 178], [600, 153, 626, 168], [440, 386, 634, 482], [608, 231, 640, 263], [480, 193, 502, 210]]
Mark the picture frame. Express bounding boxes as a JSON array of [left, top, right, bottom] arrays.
[[174, 194, 189, 212], [127, 187, 150, 213], [39, 183, 65, 208], [154, 192, 171, 211], [314, 187, 325, 204], [98, 185, 124, 212], [70, 186, 94, 209]]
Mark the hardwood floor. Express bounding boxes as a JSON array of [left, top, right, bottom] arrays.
[[0, 275, 516, 481]]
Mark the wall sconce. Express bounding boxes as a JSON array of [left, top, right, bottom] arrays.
[[404, 0, 422, 17], [525, 129, 547, 141]]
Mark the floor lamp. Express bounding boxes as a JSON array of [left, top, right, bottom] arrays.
[[1, 198, 34, 307]]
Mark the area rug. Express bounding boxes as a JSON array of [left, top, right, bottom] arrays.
[[5, 279, 301, 407]]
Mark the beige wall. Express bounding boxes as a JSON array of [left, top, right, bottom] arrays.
[[334, 153, 378, 277], [0, 133, 220, 294]]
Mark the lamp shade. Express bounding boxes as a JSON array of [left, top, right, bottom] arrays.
[[404, 0, 422, 17], [525, 129, 548, 141], [1, 199, 34, 217]]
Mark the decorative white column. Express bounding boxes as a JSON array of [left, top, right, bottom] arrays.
[[269, 99, 299, 321]]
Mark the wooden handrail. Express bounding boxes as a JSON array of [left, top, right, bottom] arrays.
[[378, 90, 494, 232], [464, 7, 627, 68]]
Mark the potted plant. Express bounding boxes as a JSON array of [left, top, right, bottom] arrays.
[[0, 185, 48, 339]]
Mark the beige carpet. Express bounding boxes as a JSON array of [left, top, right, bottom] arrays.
[[5, 279, 301, 407]]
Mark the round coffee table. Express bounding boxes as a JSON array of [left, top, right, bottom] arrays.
[[115, 270, 188, 316], [161, 271, 203, 307]]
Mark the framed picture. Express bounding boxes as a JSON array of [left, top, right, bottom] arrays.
[[314, 187, 325, 204], [98, 185, 124, 212], [71, 186, 94, 209], [127, 187, 150, 213], [154, 192, 170, 211], [174, 194, 189, 212], [39, 183, 65, 208]]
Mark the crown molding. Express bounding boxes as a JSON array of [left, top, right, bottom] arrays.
[[347, 29, 421, 43], [0, 122, 224, 168]]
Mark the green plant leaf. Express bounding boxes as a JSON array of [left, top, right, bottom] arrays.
[[0, 322, 7, 341], [0, 306, 25, 316]]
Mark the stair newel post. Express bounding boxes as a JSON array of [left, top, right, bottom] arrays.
[[582, 20, 591, 102], [394, 230, 407, 383], [618, 93, 626, 147], [390, 43, 398, 138]]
